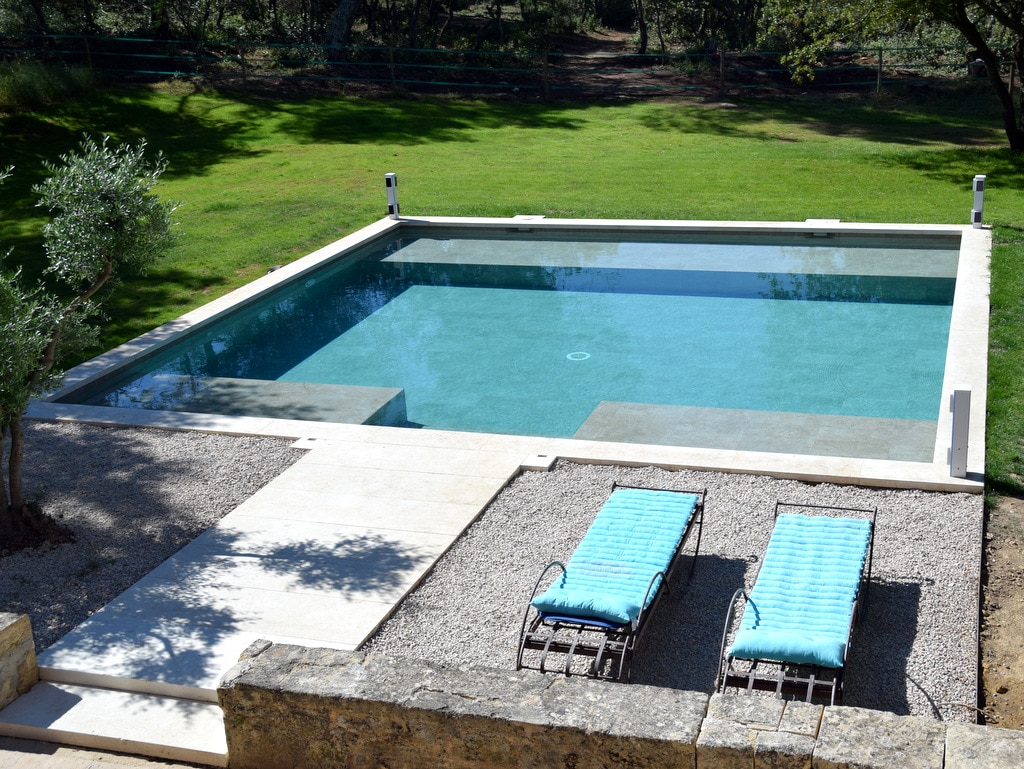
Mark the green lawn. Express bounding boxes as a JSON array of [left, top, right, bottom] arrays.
[[1, 80, 1022, 490]]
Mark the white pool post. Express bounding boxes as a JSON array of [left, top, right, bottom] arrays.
[[950, 388, 971, 478], [971, 174, 985, 228], [385, 173, 400, 219]]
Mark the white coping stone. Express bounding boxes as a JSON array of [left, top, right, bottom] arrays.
[[31, 217, 988, 493], [0, 681, 228, 766]]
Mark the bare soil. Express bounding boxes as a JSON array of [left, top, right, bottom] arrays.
[[982, 494, 1024, 728]]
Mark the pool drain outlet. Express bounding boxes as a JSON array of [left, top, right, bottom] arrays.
[[567, 352, 591, 361]]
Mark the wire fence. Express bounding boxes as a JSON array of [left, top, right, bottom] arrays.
[[0, 33, 988, 97]]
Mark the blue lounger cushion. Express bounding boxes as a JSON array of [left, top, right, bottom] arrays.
[[729, 513, 872, 669], [530, 488, 699, 626]]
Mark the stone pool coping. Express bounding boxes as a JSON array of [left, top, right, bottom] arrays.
[[33, 217, 990, 494]]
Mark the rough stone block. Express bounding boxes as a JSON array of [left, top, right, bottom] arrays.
[[219, 643, 708, 769], [0, 613, 37, 710], [708, 691, 785, 730], [697, 717, 757, 769], [756, 730, 815, 769], [780, 701, 823, 738], [945, 722, 1024, 769], [813, 706, 945, 769]]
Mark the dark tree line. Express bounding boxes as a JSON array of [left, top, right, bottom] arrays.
[[2, 0, 1021, 146], [0, 0, 769, 51]]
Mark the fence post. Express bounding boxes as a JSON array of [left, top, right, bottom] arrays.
[[388, 46, 396, 90], [949, 388, 971, 478], [82, 35, 94, 73], [876, 47, 882, 93], [542, 51, 550, 101], [719, 49, 726, 94]]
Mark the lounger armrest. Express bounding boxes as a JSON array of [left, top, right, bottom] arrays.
[[526, 561, 567, 603], [633, 570, 667, 632], [717, 588, 749, 691]]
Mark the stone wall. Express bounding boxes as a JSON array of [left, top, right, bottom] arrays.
[[219, 642, 1024, 769], [0, 613, 38, 710]]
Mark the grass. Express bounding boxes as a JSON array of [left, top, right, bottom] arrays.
[[1, 78, 1022, 490], [0, 62, 97, 113]]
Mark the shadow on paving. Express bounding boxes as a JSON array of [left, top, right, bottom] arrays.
[[2, 423, 303, 651], [43, 526, 433, 688]]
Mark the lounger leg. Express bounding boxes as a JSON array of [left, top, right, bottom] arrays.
[[591, 633, 609, 678], [538, 629, 558, 674], [564, 629, 581, 677]]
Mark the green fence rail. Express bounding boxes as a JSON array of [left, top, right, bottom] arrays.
[[0, 33, 986, 96]]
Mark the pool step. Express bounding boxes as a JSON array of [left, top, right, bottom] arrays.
[[0, 680, 227, 767], [575, 401, 937, 462]]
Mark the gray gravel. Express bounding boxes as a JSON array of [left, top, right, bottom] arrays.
[[2, 424, 982, 724], [363, 460, 983, 723], [0, 421, 304, 651]]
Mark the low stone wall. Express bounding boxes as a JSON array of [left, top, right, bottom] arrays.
[[0, 613, 38, 710], [219, 642, 1024, 769]]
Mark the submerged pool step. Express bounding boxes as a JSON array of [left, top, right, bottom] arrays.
[[575, 402, 938, 463], [157, 376, 408, 426], [0, 681, 227, 766]]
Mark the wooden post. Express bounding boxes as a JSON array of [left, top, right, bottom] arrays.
[[876, 47, 883, 93], [719, 49, 725, 94]]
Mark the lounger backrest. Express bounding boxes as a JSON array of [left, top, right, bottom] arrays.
[[530, 488, 700, 626], [729, 512, 872, 669]]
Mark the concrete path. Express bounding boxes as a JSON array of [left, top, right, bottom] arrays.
[[0, 432, 534, 765]]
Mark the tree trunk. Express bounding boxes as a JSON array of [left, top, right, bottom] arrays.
[[0, 423, 10, 517], [408, 0, 424, 47], [326, 0, 360, 52], [152, 0, 171, 39], [24, 0, 50, 33], [7, 419, 24, 517], [950, 3, 1024, 151], [632, 0, 648, 55]]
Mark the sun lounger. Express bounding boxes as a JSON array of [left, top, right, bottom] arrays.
[[516, 484, 705, 682], [717, 502, 876, 705]]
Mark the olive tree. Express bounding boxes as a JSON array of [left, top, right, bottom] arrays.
[[761, 0, 1024, 151], [0, 137, 176, 547]]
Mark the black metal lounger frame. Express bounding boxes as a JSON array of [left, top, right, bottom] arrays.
[[716, 501, 876, 706], [515, 483, 706, 683]]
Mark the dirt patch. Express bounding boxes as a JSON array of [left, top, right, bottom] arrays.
[[981, 494, 1024, 728]]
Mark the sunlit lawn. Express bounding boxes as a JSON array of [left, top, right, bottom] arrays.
[[1, 79, 1022, 489]]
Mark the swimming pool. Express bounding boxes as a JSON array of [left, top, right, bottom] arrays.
[[44, 217, 989, 467]]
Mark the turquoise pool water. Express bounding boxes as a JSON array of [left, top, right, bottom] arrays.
[[68, 228, 958, 439]]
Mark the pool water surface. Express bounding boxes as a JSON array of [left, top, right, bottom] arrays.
[[65, 227, 959, 455]]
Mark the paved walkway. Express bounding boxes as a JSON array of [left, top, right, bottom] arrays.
[[0, 737, 201, 768], [0, 428, 535, 764]]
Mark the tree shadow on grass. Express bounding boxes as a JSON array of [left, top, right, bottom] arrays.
[[210, 89, 588, 147], [877, 146, 1024, 191], [635, 85, 1008, 149]]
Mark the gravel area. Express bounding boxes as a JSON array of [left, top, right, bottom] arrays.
[[364, 460, 984, 723], [0, 421, 304, 651], [2, 424, 983, 724]]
